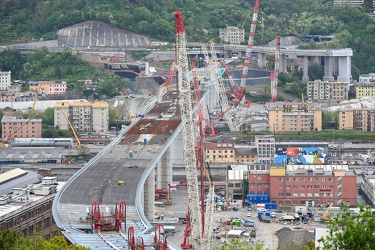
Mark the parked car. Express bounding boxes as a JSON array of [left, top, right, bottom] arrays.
[[271, 212, 276, 218], [247, 213, 252, 217]]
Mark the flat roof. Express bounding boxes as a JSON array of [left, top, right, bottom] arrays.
[[0, 168, 27, 184]]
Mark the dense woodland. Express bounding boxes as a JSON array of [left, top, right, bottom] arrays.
[[0, 0, 375, 77]]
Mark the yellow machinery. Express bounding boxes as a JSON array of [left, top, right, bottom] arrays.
[[61, 110, 82, 149], [120, 92, 133, 123], [0, 113, 39, 147], [165, 184, 172, 205], [320, 203, 333, 222]]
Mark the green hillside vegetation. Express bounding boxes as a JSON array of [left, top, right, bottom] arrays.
[[1, 0, 375, 77]]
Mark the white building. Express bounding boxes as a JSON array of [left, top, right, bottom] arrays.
[[334, 0, 364, 7], [359, 73, 375, 83], [219, 26, 245, 44], [0, 71, 11, 90]]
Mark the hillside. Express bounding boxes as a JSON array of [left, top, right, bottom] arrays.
[[0, 0, 375, 77]]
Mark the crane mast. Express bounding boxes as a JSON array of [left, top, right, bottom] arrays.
[[271, 36, 281, 102], [175, 12, 202, 249]]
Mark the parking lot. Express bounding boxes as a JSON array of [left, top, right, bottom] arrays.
[[153, 186, 327, 249]]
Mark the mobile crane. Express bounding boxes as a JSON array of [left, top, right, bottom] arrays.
[[320, 203, 333, 223], [32, 83, 43, 110], [61, 109, 82, 149]]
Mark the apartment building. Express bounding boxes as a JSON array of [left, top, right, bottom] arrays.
[[338, 106, 371, 131], [219, 26, 245, 44], [29, 81, 67, 95], [54, 101, 109, 132], [306, 80, 348, 101], [268, 102, 322, 132], [0, 71, 12, 90], [234, 146, 257, 163], [356, 83, 375, 99], [1, 116, 43, 139], [254, 135, 275, 164], [268, 165, 357, 207], [359, 73, 375, 83], [205, 142, 235, 163]]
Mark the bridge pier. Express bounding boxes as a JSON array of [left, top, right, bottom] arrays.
[[145, 168, 155, 221], [280, 55, 287, 73], [323, 56, 334, 81], [302, 56, 309, 83], [257, 53, 267, 68], [337, 55, 351, 82]]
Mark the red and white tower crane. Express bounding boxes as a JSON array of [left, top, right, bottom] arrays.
[[271, 36, 281, 102], [175, 12, 202, 249]]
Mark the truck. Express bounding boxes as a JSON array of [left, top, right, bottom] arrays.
[[260, 215, 271, 223]]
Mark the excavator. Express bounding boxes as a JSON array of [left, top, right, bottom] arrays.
[[320, 203, 333, 223]]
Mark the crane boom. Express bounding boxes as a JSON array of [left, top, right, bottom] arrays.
[[120, 92, 133, 123], [32, 83, 43, 110], [240, 0, 260, 91], [61, 109, 82, 149], [175, 12, 202, 249], [271, 36, 281, 102], [209, 42, 236, 132]]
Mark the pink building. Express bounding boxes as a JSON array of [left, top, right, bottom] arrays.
[[1, 116, 42, 139], [29, 81, 66, 95]]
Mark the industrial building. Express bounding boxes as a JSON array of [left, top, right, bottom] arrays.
[[268, 102, 323, 132], [0, 169, 60, 238], [54, 101, 109, 132], [1, 116, 43, 139]]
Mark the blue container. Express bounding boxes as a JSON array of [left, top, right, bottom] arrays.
[[144, 138, 147, 144], [169, 129, 173, 135], [265, 210, 271, 216], [141, 114, 145, 118], [129, 151, 134, 157], [161, 215, 164, 220]]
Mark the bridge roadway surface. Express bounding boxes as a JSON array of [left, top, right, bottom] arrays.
[[53, 91, 182, 249]]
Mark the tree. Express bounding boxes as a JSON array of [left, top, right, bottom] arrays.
[[0, 229, 88, 250], [43, 107, 54, 126], [320, 205, 375, 250], [213, 239, 264, 250]]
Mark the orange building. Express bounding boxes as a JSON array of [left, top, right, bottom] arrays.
[[1, 116, 42, 139]]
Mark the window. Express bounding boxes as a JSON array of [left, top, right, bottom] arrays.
[[279, 185, 284, 189], [307, 193, 312, 197], [300, 193, 305, 197], [293, 178, 298, 181], [293, 185, 298, 189], [279, 193, 284, 197], [307, 185, 312, 189], [279, 177, 284, 181], [314, 185, 319, 189], [315, 177, 319, 181], [300, 185, 305, 189], [286, 185, 291, 189], [286, 193, 291, 197], [314, 193, 320, 197], [286, 178, 290, 181], [293, 193, 298, 197], [257, 176, 262, 180], [308, 178, 312, 181], [257, 184, 262, 188]]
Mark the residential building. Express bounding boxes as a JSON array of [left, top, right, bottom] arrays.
[[306, 80, 348, 101], [234, 146, 257, 163], [356, 83, 375, 99], [0, 172, 60, 238], [338, 107, 370, 131], [205, 142, 235, 163], [360, 174, 375, 207], [254, 135, 275, 164], [219, 26, 245, 44], [29, 81, 67, 95], [268, 165, 357, 207], [0, 71, 11, 90], [359, 73, 375, 83], [333, 0, 363, 7], [268, 102, 323, 132], [54, 101, 109, 132], [1, 116, 43, 139]]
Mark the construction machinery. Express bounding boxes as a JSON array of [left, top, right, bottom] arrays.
[[0, 113, 39, 147], [120, 92, 133, 124], [91, 201, 126, 233], [271, 36, 281, 102], [165, 184, 172, 205], [181, 210, 193, 249], [320, 203, 333, 223], [154, 224, 169, 250], [128, 226, 145, 250], [175, 12, 202, 249], [61, 109, 82, 149]]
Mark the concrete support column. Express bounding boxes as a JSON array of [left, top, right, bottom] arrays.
[[323, 56, 334, 81], [169, 131, 185, 183], [145, 168, 155, 221], [156, 161, 162, 189], [280, 55, 287, 73], [302, 56, 309, 83], [257, 53, 267, 68], [337, 56, 352, 82]]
